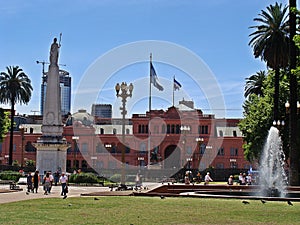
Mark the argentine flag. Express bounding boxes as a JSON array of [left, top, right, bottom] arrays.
[[174, 78, 182, 91], [150, 62, 164, 91]]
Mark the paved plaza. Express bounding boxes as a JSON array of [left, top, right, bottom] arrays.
[[0, 182, 161, 204]]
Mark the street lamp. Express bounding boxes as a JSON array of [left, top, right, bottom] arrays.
[[195, 137, 204, 161], [115, 82, 133, 188], [19, 125, 25, 168], [180, 125, 190, 168], [285, 100, 300, 114], [72, 136, 79, 170], [138, 157, 144, 168], [274, 100, 300, 129]]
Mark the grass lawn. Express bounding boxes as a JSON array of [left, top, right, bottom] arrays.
[[0, 196, 299, 225]]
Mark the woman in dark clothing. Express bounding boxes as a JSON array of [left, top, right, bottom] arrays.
[[33, 170, 40, 193]]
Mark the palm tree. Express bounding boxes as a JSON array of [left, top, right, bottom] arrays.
[[244, 70, 266, 98], [249, 3, 289, 122], [288, 0, 298, 186], [0, 66, 32, 165]]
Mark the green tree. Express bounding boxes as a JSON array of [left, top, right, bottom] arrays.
[[249, 3, 289, 122], [239, 71, 290, 161], [244, 70, 267, 98], [0, 108, 10, 143], [0, 66, 32, 165], [288, 0, 299, 186]]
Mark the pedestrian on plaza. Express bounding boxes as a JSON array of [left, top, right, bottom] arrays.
[[227, 175, 234, 185], [240, 173, 247, 185], [49, 171, 54, 193], [26, 172, 33, 193], [196, 171, 202, 183], [54, 170, 60, 186], [43, 172, 51, 195], [204, 172, 213, 185], [59, 172, 68, 196], [238, 172, 243, 184], [247, 174, 252, 185], [33, 170, 40, 193], [184, 171, 190, 184], [135, 172, 142, 190]]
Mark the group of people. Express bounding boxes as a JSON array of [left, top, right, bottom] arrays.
[[184, 171, 214, 185], [26, 170, 69, 196], [183, 171, 254, 186], [227, 172, 252, 185]]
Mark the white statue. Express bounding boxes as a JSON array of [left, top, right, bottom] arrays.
[[49, 37, 60, 65]]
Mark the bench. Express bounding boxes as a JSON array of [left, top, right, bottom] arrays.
[[0, 180, 14, 185], [9, 181, 21, 190]]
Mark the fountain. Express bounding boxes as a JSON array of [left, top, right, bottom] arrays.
[[258, 126, 288, 197], [140, 127, 300, 201]]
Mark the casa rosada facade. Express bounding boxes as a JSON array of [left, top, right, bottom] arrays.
[[0, 105, 251, 172]]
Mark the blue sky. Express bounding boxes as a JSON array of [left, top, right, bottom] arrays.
[[0, 0, 288, 118]]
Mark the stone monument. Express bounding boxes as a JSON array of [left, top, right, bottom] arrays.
[[34, 37, 69, 174]]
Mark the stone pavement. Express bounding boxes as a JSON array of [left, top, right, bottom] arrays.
[[0, 182, 161, 204]]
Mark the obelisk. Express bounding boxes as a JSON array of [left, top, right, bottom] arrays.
[[35, 37, 69, 174]]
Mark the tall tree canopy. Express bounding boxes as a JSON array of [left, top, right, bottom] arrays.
[[0, 66, 32, 165], [239, 71, 290, 162], [249, 3, 289, 121], [244, 70, 267, 98], [0, 108, 10, 143]]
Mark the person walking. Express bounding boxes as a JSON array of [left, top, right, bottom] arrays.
[[43, 172, 51, 195], [49, 171, 54, 193], [26, 172, 33, 193], [54, 170, 60, 186], [59, 172, 68, 196], [33, 170, 40, 193]]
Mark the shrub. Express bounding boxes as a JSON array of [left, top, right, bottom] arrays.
[[110, 174, 121, 183], [0, 171, 21, 182], [69, 173, 99, 184]]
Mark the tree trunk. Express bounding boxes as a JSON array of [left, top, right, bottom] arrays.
[[8, 100, 15, 165], [273, 67, 280, 122], [289, 0, 299, 186]]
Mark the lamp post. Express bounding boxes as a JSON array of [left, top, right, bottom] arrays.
[[72, 136, 79, 170], [195, 137, 204, 162], [19, 125, 25, 168], [115, 82, 133, 188], [180, 125, 190, 168]]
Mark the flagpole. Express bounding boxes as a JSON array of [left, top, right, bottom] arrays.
[[148, 53, 152, 169], [172, 75, 175, 106]]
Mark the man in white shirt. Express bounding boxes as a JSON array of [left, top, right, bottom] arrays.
[[59, 172, 68, 196]]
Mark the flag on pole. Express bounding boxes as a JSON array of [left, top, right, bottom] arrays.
[[150, 62, 164, 91], [174, 78, 182, 91]]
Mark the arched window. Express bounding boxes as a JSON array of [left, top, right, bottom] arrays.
[[140, 143, 146, 155], [125, 146, 130, 154], [25, 141, 36, 152], [82, 160, 88, 168], [176, 125, 180, 134], [167, 124, 170, 134], [171, 124, 175, 134], [81, 143, 88, 155], [162, 124, 166, 134]]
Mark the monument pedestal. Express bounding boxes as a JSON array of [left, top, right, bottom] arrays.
[[35, 139, 69, 174], [34, 37, 69, 174]]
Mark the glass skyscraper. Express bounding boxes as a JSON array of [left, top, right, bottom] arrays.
[[91, 104, 112, 118], [40, 69, 71, 116]]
